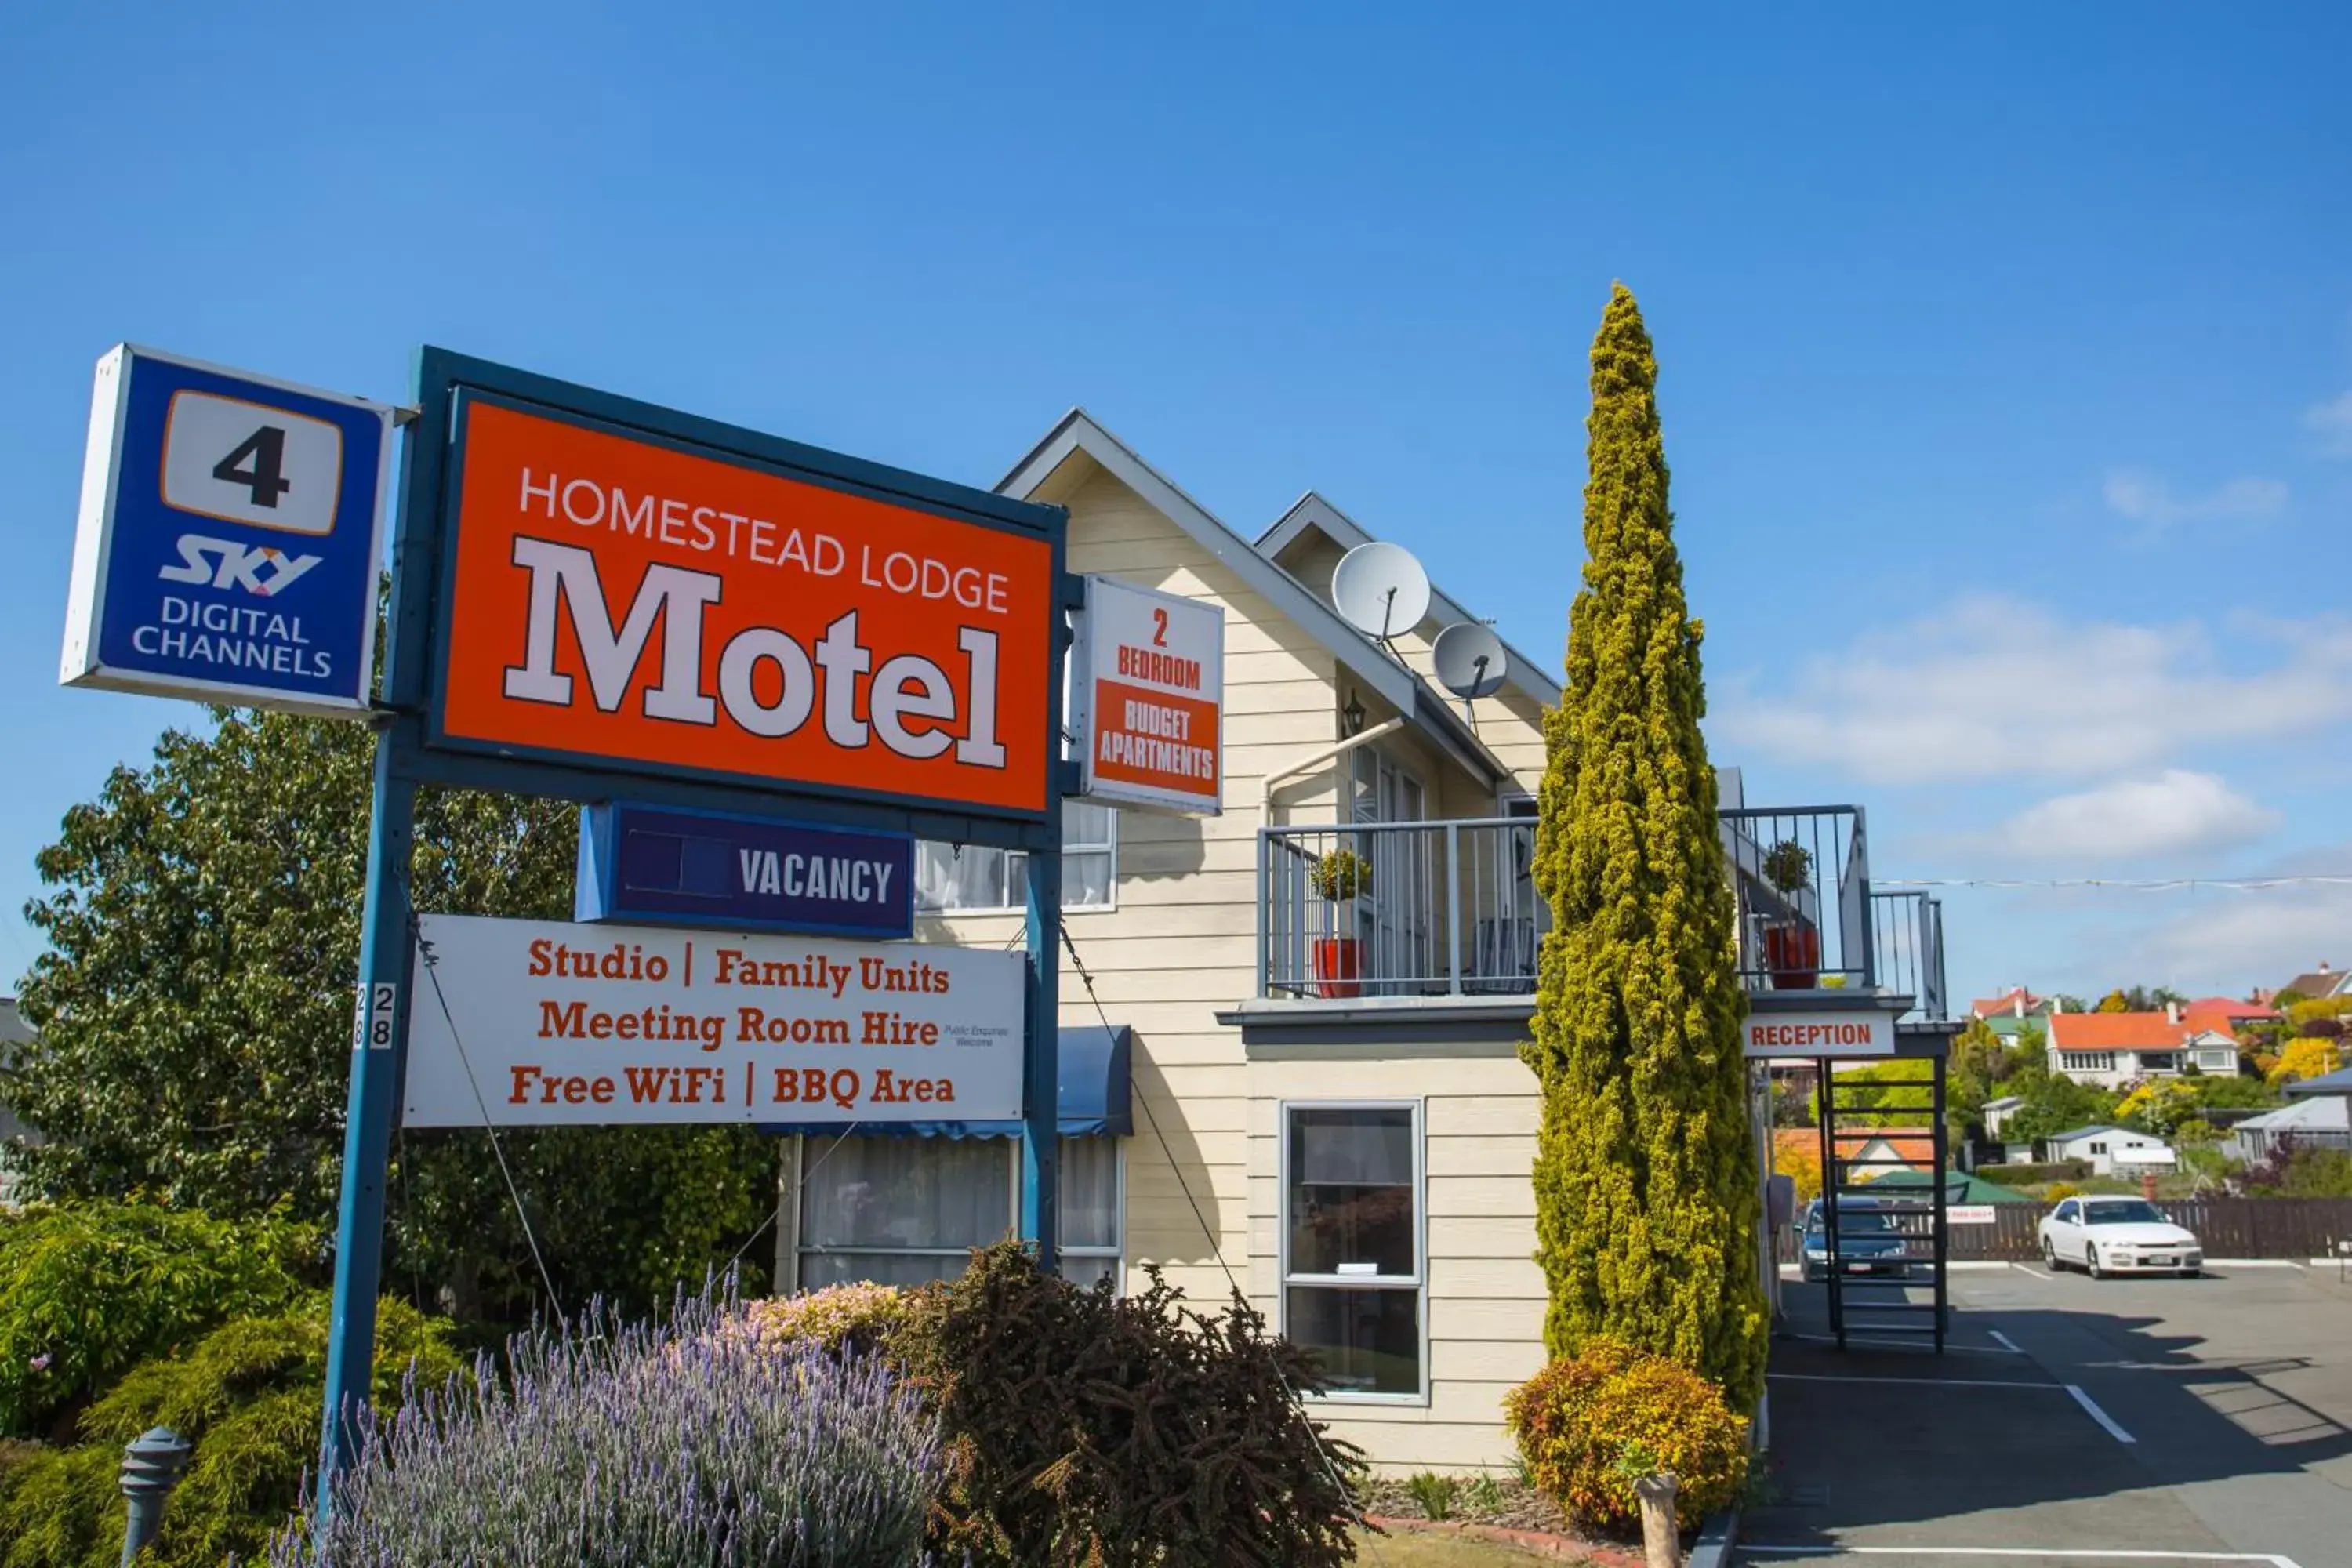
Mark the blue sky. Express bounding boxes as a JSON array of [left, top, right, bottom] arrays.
[[2, 4, 2348, 1003]]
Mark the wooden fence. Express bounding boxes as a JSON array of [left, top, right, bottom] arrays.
[[1780, 1197, 2352, 1261]]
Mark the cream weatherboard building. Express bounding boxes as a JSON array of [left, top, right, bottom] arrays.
[[771, 410, 1951, 1472]]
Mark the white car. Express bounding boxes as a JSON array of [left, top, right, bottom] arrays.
[[2038, 1196, 2203, 1279]]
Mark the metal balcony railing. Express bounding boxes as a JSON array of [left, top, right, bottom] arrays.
[[1719, 805, 1872, 994], [1258, 818, 1545, 1000], [1871, 887, 1949, 1021], [1257, 803, 1922, 1005]]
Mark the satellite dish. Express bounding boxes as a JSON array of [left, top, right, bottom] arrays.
[[1432, 622, 1509, 700], [1332, 542, 1431, 641]]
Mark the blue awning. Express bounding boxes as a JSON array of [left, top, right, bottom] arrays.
[[758, 1024, 1132, 1139]]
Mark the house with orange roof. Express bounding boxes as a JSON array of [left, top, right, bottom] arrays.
[[1969, 985, 2049, 1020], [2180, 996, 2277, 1039], [2046, 1007, 2241, 1090]]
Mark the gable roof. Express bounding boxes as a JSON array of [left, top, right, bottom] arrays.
[[1969, 986, 2048, 1018], [2183, 996, 2276, 1033], [2047, 1124, 2119, 1145], [996, 411, 1508, 789], [2283, 1065, 2352, 1098], [2048, 1012, 2194, 1051], [1255, 492, 1562, 709], [2238, 1096, 2352, 1132], [2280, 967, 2352, 1000]]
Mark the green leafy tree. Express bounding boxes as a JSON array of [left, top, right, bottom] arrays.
[[1523, 285, 1766, 1410], [2, 710, 774, 1323]]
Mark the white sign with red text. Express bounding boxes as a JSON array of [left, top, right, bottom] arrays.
[[401, 914, 1022, 1126], [1072, 575, 1224, 815], [1742, 1011, 1894, 1059]]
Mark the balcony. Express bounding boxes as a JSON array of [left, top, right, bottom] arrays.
[[1253, 803, 1950, 1018], [1257, 818, 1541, 1000]]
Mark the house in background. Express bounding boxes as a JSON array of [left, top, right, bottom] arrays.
[[2233, 1074, 2352, 1163], [1970, 986, 2052, 1049], [2181, 996, 2277, 1038], [2044, 1124, 2176, 1177], [2045, 1008, 2240, 1089], [2273, 964, 2352, 1003]]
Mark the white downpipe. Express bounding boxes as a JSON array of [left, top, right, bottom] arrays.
[[1259, 717, 1406, 828]]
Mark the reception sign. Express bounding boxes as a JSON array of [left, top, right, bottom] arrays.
[[402, 915, 1022, 1127], [1072, 574, 1224, 815], [1743, 1011, 1894, 1058], [430, 397, 1058, 816]]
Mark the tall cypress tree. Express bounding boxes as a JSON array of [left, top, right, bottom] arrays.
[[1523, 284, 1766, 1408]]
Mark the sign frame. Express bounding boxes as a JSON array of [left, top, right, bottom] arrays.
[[1070, 573, 1225, 816], [575, 800, 917, 942], [398, 361, 1068, 838], [60, 343, 394, 717]]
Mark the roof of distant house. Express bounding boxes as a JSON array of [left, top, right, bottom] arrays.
[[2046, 1124, 2119, 1145], [2283, 1065, 2352, 1099], [2182, 996, 2277, 1033], [2045, 1012, 2236, 1051], [1969, 985, 2048, 1018], [2279, 965, 2352, 1000], [2238, 1097, 2352, 1133], [1983, 1094, 2027, 1110]]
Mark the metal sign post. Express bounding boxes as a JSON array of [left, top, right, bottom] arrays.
[[316, 720, 419, 1499]]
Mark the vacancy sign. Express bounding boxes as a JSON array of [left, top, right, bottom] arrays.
[[432, 399, 1058, 817], [402, 914, 1022, 1127], [1743, 1011, 1895, 1059], [1073, 575, 1224, 815], [60, 345, 392, 715]]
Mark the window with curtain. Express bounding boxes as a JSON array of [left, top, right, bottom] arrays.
[[916, 800, 1116, 913], [1283, 1103, 1422, 1399], [797, 1134, 1122, 1290]]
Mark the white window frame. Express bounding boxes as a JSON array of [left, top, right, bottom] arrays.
[[1058, 1138, 1126, 1290], [916, 801, 1119, 916], [1279, 1098, 1428, 1407], [2060, 1051, 2116, 1073], [791, 1133, 1123, 1291]]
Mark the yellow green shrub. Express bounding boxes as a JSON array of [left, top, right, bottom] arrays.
[[1504, 1338, 1748, 1527], [736, 1282, 912, 1359]]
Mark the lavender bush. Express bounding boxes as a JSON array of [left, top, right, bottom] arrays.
[[278, 1286, 941, 1567]]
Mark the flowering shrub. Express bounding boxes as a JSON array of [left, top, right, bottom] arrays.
[[735, 1281, 911, 1359], [283, 1284, 940, 1567], [1504, 1339, 1748, 1528]]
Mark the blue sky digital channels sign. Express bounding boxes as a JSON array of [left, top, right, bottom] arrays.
[[60, 344, 393, 715]]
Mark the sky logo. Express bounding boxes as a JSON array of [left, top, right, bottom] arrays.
[[158, 534, 325, 597]]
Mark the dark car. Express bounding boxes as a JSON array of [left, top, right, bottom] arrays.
[[1800, 1196, 1909, 1283]]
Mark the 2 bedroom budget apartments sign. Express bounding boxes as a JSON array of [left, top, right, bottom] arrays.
[[430, 394, 1059, 818]]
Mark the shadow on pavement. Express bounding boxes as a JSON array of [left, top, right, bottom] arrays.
[[1742, 1279, 2352, 1555]]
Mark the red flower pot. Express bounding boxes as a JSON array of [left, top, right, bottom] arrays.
[[1763, 924, 1821, 989], [1313, 938, 1364, 999]]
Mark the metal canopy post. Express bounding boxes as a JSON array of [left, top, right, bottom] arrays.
[[1022, 844, 1062, 1268]]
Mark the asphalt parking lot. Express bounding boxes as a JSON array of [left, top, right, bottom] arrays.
[[1738, 1261, 2352, 1568]]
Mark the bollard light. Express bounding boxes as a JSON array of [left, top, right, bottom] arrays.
[[118, 1427, 191, 1566]]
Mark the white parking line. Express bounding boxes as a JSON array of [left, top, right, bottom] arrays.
[[1740, 1549, 2302, 1565], [1988, 1329, 2024, 1353], [2066, 1383, 2136, 1443], [1766, 1373, 2135, 1446], [1782, 1331, 2024, 1357], [2012, 1261, 2057, 1281]]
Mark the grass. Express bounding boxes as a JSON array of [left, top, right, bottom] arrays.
[[1350, 1527, 1582, 1564]]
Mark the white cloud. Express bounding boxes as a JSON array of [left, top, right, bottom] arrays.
[[1714, 597, 2352, 785], [2306, 391, 2352, 459], [1991, 771, 2280, 862], [2102, 469, 2288, 528]]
